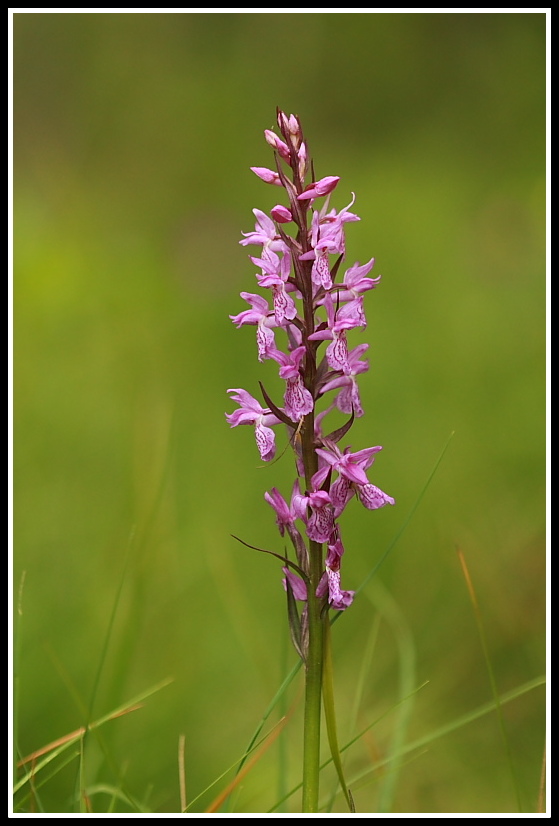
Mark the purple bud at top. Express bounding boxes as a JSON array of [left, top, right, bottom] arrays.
[[278, 111, 302, 145], [297, 142, 308, 180], [285, 113, 300, 135], [264, 129, 291, 162]]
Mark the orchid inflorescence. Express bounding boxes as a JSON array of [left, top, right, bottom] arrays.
[[226, 110, 394, 658]]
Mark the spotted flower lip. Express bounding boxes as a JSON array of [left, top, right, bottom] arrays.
[[229, 292, 278, 361], [317, 567, 355, 610], [268, 345, 314, 421], [356, 483, 396, 510], [225, 388, 282, 462], [312, 443, 395, 516], [319, 343, 369, 416], [284, 531, 355, 611], [308, 292, 365, 372], [306, 491, 335, 544], [251, 252, 298, 325]]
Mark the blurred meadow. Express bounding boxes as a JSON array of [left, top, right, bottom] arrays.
[[12, 11, 547, 814]]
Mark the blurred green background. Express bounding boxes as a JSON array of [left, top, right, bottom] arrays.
[[13, 11, 546, 814]]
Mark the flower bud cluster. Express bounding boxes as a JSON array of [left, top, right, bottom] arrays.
[[226, 110, 394, 616]]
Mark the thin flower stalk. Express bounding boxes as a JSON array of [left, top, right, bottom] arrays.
[[226, 109, 395, 812]]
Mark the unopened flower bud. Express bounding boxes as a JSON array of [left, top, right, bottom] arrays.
[[271, 204, 293, 223], [297, 176, 341, 200], [297, 142, 308, 180], [278, 110, 303, 149], [264, 129, 291, 162], [250, 167, 282, 186]]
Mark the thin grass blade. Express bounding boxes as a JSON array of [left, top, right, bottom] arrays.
[[322, 615, 355, 812]]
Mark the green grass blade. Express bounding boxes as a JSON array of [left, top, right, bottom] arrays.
[[183, 716, 288, 813], [368, 581, 417, 813], [357, 431, 455, 596], [457, 548, 524, 812], [79, 783, 151, 813], [88, 676, 174, 731], [14, 677, 173, 793], [232, 434, 454, 814], [349, 675, 546, 790], [323, 613, 382, 813], [322, 615, 354, 812], [13, 748, 81, 811], [14, 744, 82, 795], [12, 571, 27, 778], [268, 675, 544, 811], [236, 659, 302, 777], [268, 681, 430, 812]]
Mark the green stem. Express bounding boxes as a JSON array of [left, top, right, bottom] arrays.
[[302, 538, 324, 813], [283, 120, 325, 812], [299, 361, 323, 811], [298, 234, 325, 812]]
